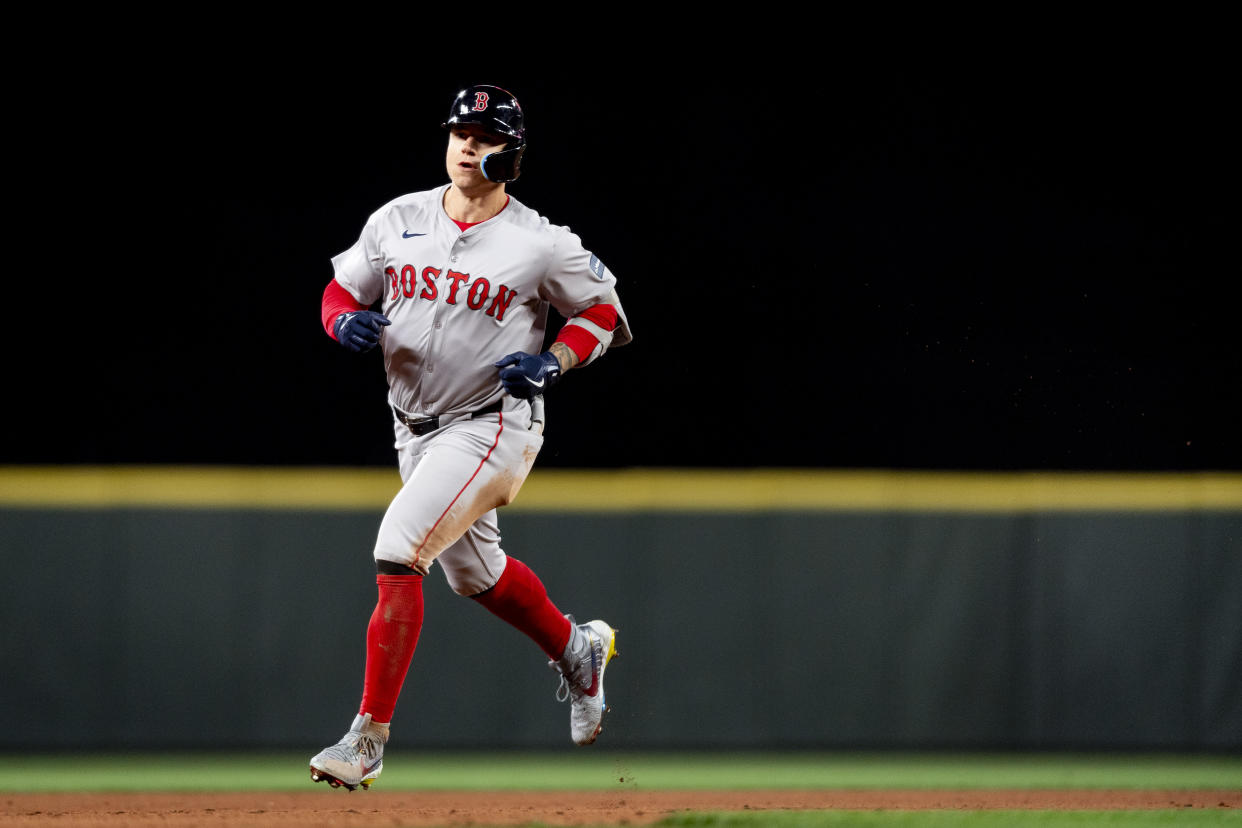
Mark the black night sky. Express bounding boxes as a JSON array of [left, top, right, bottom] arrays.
[[10, 47, 1238, 471]]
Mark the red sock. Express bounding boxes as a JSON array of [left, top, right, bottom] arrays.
[[472, 557, 572, 659], [358, 574, 424, 723]]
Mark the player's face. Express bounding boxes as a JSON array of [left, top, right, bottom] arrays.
[[446, 124, 507, 189]]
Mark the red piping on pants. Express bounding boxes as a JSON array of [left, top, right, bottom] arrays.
[[412, 412, 505, 567]]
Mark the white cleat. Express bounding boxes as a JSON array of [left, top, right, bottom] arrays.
[[309, 713, 387, 791], [550, 617, 618, 745]]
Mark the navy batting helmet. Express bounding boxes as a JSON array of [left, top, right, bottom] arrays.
[[442, 84, 526, 183]]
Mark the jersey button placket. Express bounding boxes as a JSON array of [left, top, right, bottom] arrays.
[[425, 275, 445, 405]]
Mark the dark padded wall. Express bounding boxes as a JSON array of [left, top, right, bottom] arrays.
[[1, 508, 1238, 749]]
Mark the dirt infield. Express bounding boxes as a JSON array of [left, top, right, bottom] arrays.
[[3, 789, 1239, 827]]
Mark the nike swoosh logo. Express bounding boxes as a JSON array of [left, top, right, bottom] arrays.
[[527, 377, 546, 388], [584, 639, 600, 696], [403, 231, 426, 238]]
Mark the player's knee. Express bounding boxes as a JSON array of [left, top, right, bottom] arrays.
[[447, 574, 495, 596], [443, 564, 502, 596]]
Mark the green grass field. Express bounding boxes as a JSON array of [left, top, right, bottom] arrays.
[[2, 750, 1237, 793], [2, 752, 1238, 826], [659, 815, 1241, 826], [4, 749, 1237, 789]]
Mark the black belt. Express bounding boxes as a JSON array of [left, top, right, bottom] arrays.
[[394, 399, 504, 436]]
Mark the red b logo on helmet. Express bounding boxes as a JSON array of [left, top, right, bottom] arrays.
[[472, 91, 489, 111]]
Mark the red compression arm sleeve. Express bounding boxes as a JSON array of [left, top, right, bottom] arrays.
[[554, 303, 620, 363], [322, 279, 367, 340]]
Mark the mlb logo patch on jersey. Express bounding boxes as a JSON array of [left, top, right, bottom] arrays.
[[588, 254, 606, 280]]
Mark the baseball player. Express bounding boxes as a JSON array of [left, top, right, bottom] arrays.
[[309, 84, 632, 791]]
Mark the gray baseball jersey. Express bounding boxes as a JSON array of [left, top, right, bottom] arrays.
[[332, 183, 631, 419]]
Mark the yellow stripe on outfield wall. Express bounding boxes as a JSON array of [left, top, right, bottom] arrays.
[[1, 466, 1241, 512]]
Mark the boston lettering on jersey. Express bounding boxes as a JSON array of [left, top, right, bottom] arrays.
[[385, 263, 518, 321]]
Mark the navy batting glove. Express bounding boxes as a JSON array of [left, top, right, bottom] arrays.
[[494, 351, 561, 398], [334, 311, 391, 353]]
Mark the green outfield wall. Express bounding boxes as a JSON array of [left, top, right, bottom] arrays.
[[1, 467, 1239, 750]]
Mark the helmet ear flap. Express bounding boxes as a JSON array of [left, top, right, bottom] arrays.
[[481, 143, 526, 183]]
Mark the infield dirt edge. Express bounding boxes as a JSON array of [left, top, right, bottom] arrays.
[[4, 788, 1240, 826]]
